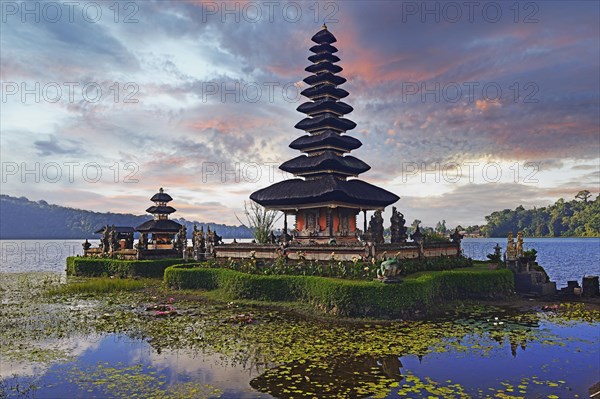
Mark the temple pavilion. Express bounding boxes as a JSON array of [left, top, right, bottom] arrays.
[[136, 188, 182, 249], [251, 25, 399, 243]]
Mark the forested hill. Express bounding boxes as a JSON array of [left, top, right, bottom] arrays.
[[0, 195, 252, 239], [482, 191, 600, 237]]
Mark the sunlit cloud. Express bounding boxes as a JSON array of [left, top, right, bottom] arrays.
[[1, 1, 598, 227]]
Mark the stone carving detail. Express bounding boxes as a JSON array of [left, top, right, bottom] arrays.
[[175, 225, 187, 254], [340, 213, 350, 236], [192, 224, 198, 249], [109, 225, 119, 253], [205, 227, 222, 257], [506, 232, 516, 259], [376, 258, 403, 281], [368, 210, 385, 244], [516, 231, 524, 257], [303, 210, 320, 236], [192, 226, 206, 259], [450, 227, 463, 244], [199, 226, 206, 254], [101, 225, 110, 253], [390, 207, 407, 243]]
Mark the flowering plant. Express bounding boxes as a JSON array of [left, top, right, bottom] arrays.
[[228, 313, 254, 324]]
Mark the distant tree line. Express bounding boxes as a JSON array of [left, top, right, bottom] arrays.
[[384, 191, 599, 240], [4, 191, 597, 240], [478, 191, 599, 237], [0, 195, 252, 239]]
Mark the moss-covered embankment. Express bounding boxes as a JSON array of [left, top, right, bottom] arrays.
[[163, 263, 514, 317]]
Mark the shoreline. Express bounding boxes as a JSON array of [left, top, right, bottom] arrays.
[[1, 236, 600, 240], [194, 288, 600, 324], [465, 236, 600, 239]]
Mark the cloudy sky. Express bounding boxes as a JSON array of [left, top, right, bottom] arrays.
[[1, 0, 599, 227]]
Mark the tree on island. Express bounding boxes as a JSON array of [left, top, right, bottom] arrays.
[[236, 201, 281, 244], [575, 190, 592, 203]]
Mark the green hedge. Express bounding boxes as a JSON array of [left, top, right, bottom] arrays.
[[186, 255, 472, 280], [164, 264, 514, 317], [66, 257, 185, 278]]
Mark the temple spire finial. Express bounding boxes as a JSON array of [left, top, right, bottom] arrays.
[[159, 187, 164, 193], [322, 22, 327, 30]]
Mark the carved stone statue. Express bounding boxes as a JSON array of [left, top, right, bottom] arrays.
[[175, 225, 187, 254], [410, 225, 424, 244], [192, 224, 198, 249], [206, 227, 215, 256], [516, 231, 524, 257], [199, 226, 206, 254], [390, 207, 407, 244], [101, 225, 110, 253], [136, 233, 148, 250], [368, 210, 385, 244], [109, 225, 120, 253], [506, 232, 516, 259], [269, 231, 277, 244], [450, 227, 464, 243], [192, 226, 205, 260], [212, 230, 222, 246], [376, 258, 402, 281]]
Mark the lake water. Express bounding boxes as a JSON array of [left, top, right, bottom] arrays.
[[1, 240, 599, 399], [1, 276, 598, 399], [461, 237, 600, 287], [1, 238, 598, 287], [3, 322, 599, 399]]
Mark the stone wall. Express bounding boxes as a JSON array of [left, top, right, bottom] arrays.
[[214, 242, 461, 261], [83, 241, 461, 262], [83, 248, 138, 260], [373, 242, 460, 259]]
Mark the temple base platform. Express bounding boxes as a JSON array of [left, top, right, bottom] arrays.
[[214, 241, 461, 262]]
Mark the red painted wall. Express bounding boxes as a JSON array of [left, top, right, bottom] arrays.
[[296, 213, 304, 231]]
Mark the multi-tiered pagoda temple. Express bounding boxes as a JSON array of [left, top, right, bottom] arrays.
[[251, 25, 399, 243], [136, 188, 182, 249]]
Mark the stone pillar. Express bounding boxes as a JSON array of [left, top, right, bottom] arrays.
[[582, 276, 599, 297], [328, 208, 333, 237], [363, 210, 367, 234], [283, 212, 288, 235]]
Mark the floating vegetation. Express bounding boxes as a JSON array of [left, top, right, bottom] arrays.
[[250, 355, 402, 399], [396, 373, 471, 398], [545, 302, 600, 324], [145, 297, 179, 317], [392, 372, 580, 399], [228, 313, 255, 324], [66, 361, 222, 399], [0, 273, 598, 398], [145, 303, 178, 317]]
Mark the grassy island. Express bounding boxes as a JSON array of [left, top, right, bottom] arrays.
[[67, 256, 513, 318], [163, 262, 513, 317]]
